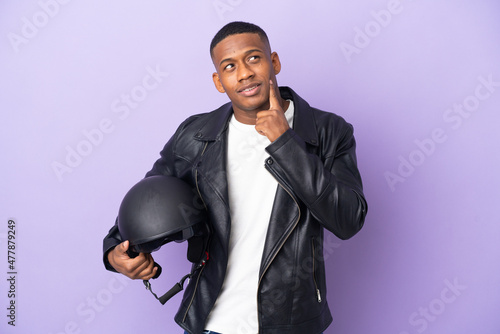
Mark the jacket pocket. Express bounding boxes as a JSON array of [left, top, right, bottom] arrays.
[[311, 237, 322, 303]]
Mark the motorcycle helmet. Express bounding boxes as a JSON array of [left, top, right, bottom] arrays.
[[117, 175, 210, 304]]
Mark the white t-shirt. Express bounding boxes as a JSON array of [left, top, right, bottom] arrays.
[[205, 101, 294, 333]]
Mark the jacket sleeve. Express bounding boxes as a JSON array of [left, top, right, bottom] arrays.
[[265, 119, 367, 240], [102, 221, 122, 272]]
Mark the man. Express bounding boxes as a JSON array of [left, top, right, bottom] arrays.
[[103, 21, 367, 334]]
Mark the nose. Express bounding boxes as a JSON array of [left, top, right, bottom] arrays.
[[237, 62, 254, 81]]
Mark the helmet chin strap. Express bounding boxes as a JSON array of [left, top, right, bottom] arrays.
[[143, 273, 190, 305], [143, 252, 209, 305]]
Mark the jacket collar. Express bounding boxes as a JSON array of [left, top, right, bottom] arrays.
[[193, 87, 319, 146]]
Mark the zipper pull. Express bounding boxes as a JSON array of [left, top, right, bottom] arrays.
[[316, 289, 322, 303]]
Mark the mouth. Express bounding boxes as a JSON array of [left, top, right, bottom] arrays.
[[237, 83, 261, 97]]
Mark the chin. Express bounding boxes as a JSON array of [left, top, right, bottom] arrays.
[[237, 98, 268, 112]]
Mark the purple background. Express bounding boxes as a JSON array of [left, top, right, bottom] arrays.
[[1, 0, 499, 333]]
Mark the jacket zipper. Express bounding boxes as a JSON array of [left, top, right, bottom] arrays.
[[311, 238, 322, 303], [183, 142, 209, 322], [257, 165, 302, 328], [182, 264, 206, 322]]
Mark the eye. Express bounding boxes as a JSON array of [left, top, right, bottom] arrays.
[[224, 63, 235, 71], [248, 55, 260, 62]]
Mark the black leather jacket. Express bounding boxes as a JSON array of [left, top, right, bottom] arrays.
[[103, 87, 367, 334]]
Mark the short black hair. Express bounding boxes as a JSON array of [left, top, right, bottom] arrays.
[[210, 21, 270, 58]]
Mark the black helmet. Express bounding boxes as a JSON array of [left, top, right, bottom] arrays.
[[118, 175, 209, 262], [117, 175, 210, 304]]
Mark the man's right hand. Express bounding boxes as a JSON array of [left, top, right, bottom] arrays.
[[107, 240, 159, 280]]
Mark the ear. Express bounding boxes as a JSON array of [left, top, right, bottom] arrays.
[[212, 72, 225, 93], [271, 52, 281, 75]]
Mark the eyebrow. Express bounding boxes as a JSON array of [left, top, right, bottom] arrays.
[[219, 49, 265, 67]]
